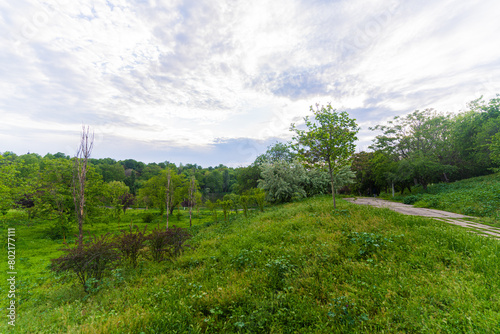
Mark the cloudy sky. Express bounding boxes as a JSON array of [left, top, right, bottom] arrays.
[[1, 0, 500, 167]]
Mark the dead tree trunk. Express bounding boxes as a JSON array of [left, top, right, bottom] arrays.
[[72, 125, 94, 249]]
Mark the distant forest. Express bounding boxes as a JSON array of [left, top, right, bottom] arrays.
[[1, 95, 499, 220]]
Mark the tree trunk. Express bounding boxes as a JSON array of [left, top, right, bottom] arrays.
[[73, 126, 93, 249], [328, 161, 336, 209], [443, 172, 449, 182], [165, 172, 171, 229]]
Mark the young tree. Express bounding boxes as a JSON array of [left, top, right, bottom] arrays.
[[73, 126, 94, 248], [290, 103, 359, 208], [187, 175, 199, 227], [106, 181, 130, 223]]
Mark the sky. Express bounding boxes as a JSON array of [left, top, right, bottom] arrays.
[[1, 0, 500, 167]]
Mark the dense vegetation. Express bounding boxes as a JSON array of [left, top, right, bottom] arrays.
[[1, 97, 500, 332], [352, 96, 500, 196], [380, 173, 500, 227], [1, 196, 499, 333]]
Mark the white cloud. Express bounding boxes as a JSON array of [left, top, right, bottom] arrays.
[[1, 0, 500, 165]]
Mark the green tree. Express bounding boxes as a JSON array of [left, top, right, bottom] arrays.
[[105, 181, 130, 223], [137, 169, 187, 227], [254, 142, 295, 165], [258, 160, 308, 203], [205, 199, 218, 222], [0, 156, 23, 216], [490, 132, 500, 170], [290, 103, 359, 208], [187, 176, 201, 227], [370, 109, 457, 190], [234, 164, 261, 194]]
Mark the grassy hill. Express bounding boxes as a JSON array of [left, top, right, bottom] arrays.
[[1, 196, 500, 333], [383, 172, 500, 227]]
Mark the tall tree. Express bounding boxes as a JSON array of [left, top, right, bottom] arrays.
[[290, 103, 359, 208], [370, 109, 457, 190]]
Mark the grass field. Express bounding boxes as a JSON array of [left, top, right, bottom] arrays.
[[1, 196, 500, 333]]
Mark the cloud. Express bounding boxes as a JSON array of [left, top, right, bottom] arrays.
[[1, 0, 500, 166]]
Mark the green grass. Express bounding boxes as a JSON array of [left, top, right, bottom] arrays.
[[381, 173, 500, 227], [1, 197, 500, 333]]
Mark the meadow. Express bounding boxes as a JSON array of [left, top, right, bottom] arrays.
[[1, 196, 500, 333]]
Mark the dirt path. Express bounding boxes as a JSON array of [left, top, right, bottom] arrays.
[[344, 197, 500, 239]]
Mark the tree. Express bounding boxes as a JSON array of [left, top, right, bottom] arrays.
[[0, 156, 21, 216], [187, 176, 200, 227], [137, 169, 187, 227], [370, 109, 457, 190], [106, 181, 130, 223], [73, 126, 94, 248], [254, 142, 295, 165], [234, 164, 261, 194], [258, 160, 308, 203], [290, 103, 359, 208], [490, 132, 500, 171]]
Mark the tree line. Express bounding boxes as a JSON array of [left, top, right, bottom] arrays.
[[352, 95, 500, 196], [1, 95, 499, 231]]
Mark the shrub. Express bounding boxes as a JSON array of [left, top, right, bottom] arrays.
[[44, 216, 73, 241], [147, 226, 192, 262], [50, 234, 120, 292], [141, 212, 156, 224], [115, 226, 148, 267], [403, 194, 422, 205], [343, 231, 392, 259]]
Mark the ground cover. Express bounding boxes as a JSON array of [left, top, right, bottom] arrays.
[[1, 196, 499, 333], [380, 173, 500, 227]]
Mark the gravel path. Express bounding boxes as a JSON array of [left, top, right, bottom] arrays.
[[344, 197, 500, 239]]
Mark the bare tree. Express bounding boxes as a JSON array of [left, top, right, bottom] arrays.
[[73, 125, 94, 248], [165, 170, 171, 229], [188, 176, 196, 227]]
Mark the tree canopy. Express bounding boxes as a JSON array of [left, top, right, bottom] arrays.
[[290, 103, 359, 207]]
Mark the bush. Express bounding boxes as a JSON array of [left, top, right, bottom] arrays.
[[403, 194, 422, 205], [147, 226, 192, 262], [115, 226, 148, 267], [141, 212, 156, 224], [50, 234, 120, 292], [44, 217, 73, 241]]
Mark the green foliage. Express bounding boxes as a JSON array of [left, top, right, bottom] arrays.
[[328, 296, 369, 327], [258, 160, 308, 203], [391, 173, 500, 222], [343, 231, 394, 259], [265, 256, 295, 291], [290, 103, 359, 207], [240, 195, 251, 217], [490, 132, 500, 170], [254, 141, 295, 165], [217, 199, 232, 222], [205, 199, 219, 222], [105, 181, 130, 221], [6, 195, 500, 333], [141, 212, 156, 224], [251, 188, 266, 212]]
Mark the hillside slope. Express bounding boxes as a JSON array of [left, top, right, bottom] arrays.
[[2, 196, 500, 333], [388, 172, 500, 226]]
